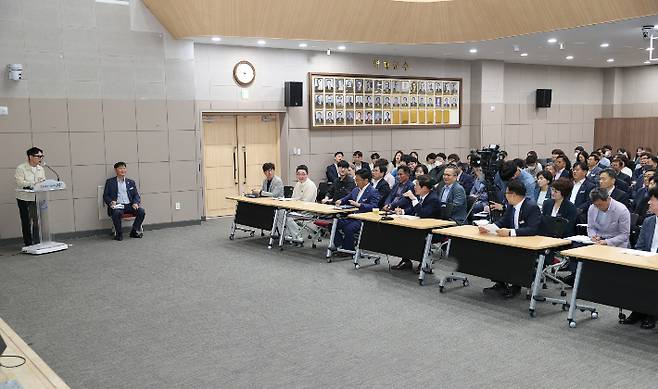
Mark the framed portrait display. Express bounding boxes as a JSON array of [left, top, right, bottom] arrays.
[[309, 72, 462, 128]]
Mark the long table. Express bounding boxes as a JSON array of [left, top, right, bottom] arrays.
[[226, 195, 357, 260], [349, 212, 455, 284], [435, 225, 572, 317], [560, 245, 658, 328], [0, 318, 69, 388]]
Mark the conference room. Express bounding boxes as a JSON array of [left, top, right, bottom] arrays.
[[1, 1, 658, 387]]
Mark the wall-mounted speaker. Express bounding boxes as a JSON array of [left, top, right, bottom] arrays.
[[284, 81, 303, 107], [536, 89, 552, 108]]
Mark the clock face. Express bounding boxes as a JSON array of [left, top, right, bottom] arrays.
[[233, 61, 255, 86]]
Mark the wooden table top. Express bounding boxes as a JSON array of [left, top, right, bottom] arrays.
[[435, 225, 572, 250], [226, 195, 357, 215], [349, 212, 455, 230], [560, 245, 658, 272], [0, 318, 69, 388]]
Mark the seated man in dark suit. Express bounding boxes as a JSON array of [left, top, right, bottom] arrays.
[[622, 186, 658, 329], [382, 165, 415, 212], [599, 168, 630, 209], [371, 163, 391, 208], [103, 162, 146, 241], [332, 169, 380, 255], [392, 174, 441, 271], [611, 157, 632, 187], [554, 154, 573, 180], [325, 151, 343, 184], [437, 165, 467, 225], [322, 160, 355, 204], [455, 163, 474, 195], [569, 162, 596, 223], [479, 179, 541, 298]]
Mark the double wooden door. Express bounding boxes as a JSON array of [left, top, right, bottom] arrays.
[[202, 114, 280, 217]]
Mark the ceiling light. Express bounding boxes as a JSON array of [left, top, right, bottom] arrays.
[[257, 40, 266, 45], [211, 36, 221, 42], [469, 48, 477, 53], [645, 60, 651, 64], [600, 42, 609, 48], [326, 49, 331, 56], [647, 47, 654, 51], [566, 55, 574, 60], [520, 53, 528, 57], [298, 43, 307, 48], [559, 42, 564, 50], [606, 58, 615, 63], [547, 38, 558, 44], [337, 45, 346, 51]]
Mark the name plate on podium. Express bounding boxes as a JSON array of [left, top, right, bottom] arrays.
[[33, 180, 66, 191]]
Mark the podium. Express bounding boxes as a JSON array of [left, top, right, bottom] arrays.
[[17, 180, 69, 255]]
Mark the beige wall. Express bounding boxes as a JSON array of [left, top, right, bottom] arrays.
[[3, 0, 654, 239]]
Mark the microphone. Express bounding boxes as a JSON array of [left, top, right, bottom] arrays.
[[41, 160, 61, 181]]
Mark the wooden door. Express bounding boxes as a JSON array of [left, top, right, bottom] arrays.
[[203, 115, 239, 217], [236, 114, 280, 194]]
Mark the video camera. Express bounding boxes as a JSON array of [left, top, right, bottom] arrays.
[[469, 144, 506, 221]]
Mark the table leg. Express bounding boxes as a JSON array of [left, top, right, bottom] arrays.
[[278, 209, 288, 250], [268, 209, 279, 249], [528, 252, 547, 317], [567, 261, 583, 328], [353, 222, 365, 269], [326, 216, 339, 260], [418, 233, 433, 286]]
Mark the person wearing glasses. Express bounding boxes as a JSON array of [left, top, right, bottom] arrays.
[[15, 147, 46, 247]]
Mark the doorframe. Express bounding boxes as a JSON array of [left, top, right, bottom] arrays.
[[198, 109, 288, 218]]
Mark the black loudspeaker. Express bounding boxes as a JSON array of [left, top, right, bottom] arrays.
[[536, 89, 552, 108], [284, 81, 303, 107]]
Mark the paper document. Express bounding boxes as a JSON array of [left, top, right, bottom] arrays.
[[565, 235, 593, 244], [113, 203, 124, 209], [391, 214, 420, 220], [482, 223, 499, 235], [620, 249, 656, 257], [275, 197, 294, 201], [474, 212, 490, 217]]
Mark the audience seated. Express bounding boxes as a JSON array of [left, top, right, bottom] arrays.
[[369, 152, 380, 171], [587, 152, 603, 182], [469, 165, 489, 215], [611, 157, 632, 187], [254, 162, 284, 198], [285, 165, 318, 241], [524, 153, 542, 177], [455, 162, 474, 195], [392, 174, 441, 271], [598, 168, 630, 208], [534, 171, 553, 209], [326, 151, 343, 184], [382, 165, 415, 212], [554, 154, 573, 180], [376, 158, 396, 188], [540, 178, 577, 237], [390, 150, 404, 177], [352, 150, 370, 173], [436, 165, 467, 224], [331, 169, 381, 256], [425, 153, 439, 171], [322, 160, 355, 204], [570, 162, 596, 223], [479, 179, 541, 298], [371, 163, 391, 208], [622, 186, 658, 329], [586, 187, 630, 248]]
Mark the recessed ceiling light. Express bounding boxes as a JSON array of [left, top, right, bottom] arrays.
[[646, 47, 654, 51], [469, 48, 477, 53], [211, 36, 221, 42], [645, 60, 651, 64], [547, 38, 558, 44], [337, 45, 346, 51], [565, 55, 574, 60], [298, 43, 307, 48], [606, 58, 615, 63], [257, 40, 266, 45], [600, 42, 609, 48], [520, 53, 528, 57]]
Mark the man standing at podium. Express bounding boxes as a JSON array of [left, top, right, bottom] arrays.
[[15, 147, 46, 247], [103, 162, 146, 241]]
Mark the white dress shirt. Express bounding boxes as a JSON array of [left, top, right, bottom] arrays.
[[536, 190, 549, 209], [651, 221, 658, 253], [509, 198, 525, 237], [356, 184, 369, 203], [570, 178, 585, 204], [117, 177, 130, 204]]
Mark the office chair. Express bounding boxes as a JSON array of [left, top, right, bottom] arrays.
[[538, 215, 571, 296], [283, 185, 294, 198]]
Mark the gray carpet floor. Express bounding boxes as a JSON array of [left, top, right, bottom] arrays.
[[1, 218, 658, 388]]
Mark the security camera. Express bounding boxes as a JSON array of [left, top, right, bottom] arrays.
[[642, 25, 654, 40], [7, 64, 22, 81]]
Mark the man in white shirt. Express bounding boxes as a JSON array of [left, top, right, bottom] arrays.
[[15, 147, 46, 247], [285, 165, 318, 241]]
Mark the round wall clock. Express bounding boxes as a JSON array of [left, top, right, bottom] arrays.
[[233, 60, 256, 87]]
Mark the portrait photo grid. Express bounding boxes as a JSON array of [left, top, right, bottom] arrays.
[[310, 74, 460, 127]]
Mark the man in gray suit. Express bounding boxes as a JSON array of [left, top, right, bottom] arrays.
[[622, 186, 658, 329], [254, 162, 284, 198], [437, 165, 467, 224]]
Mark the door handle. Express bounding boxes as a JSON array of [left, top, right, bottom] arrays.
[[233, 146, 238, 184], [242, 146, 247, 184]]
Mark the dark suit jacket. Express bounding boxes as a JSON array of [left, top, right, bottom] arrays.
[[540, 199, 577, 237], [495, 198, 541, 236], [558, 169, 573, 180], [572, 179, 596, 222], [403, 190, 442, 219], [374, 178, 391, 208], [326, 176, 355, 202], [610, 187, 630, 209], [635, 215, 657, 252], [353, 162, 371, 173], [617, 171, 632, 187], [614, 179, 630, 194], [385, 179, 415, 210], [458, 173, 474, 195], [103, 177, 141, 216], [325, 164, 338, 183], [338, 185, 380, 213], [437, 182, 467, 225]]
